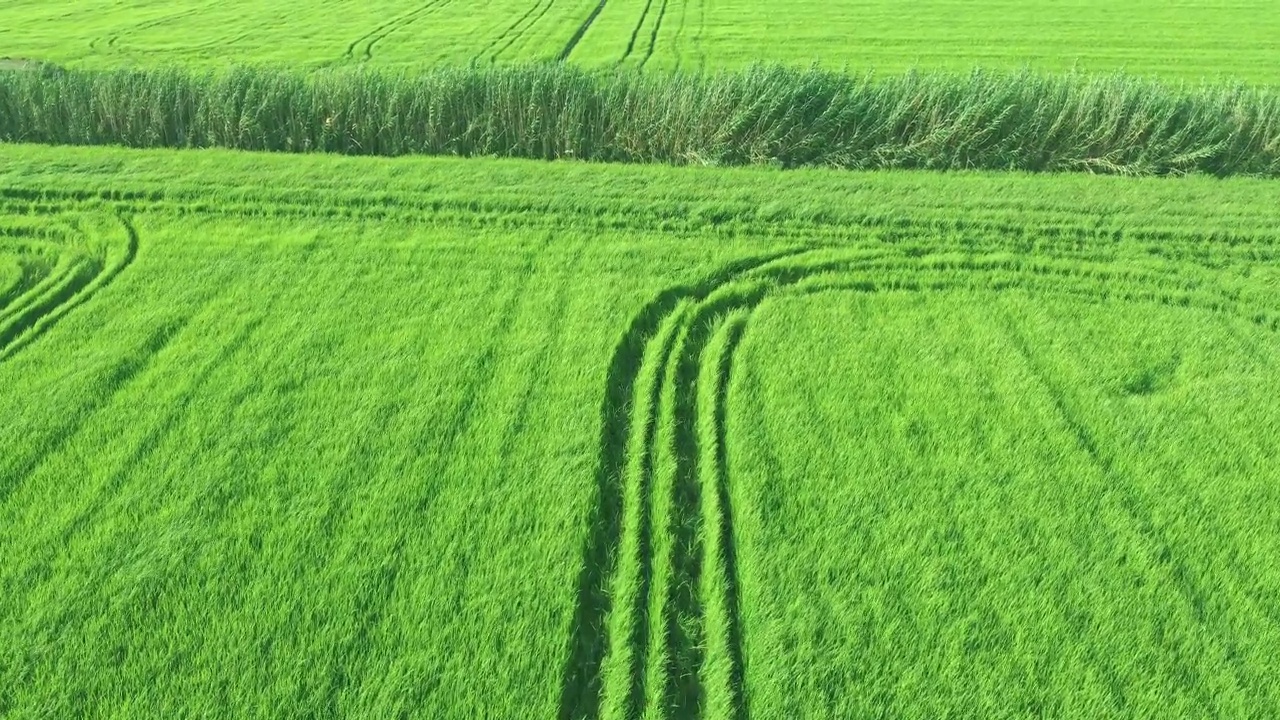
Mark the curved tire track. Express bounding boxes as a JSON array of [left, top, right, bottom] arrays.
[[561, 249, 1277, 720], [638, 0, 669, 68], [345, 0, 451, 62], [555, 250, 804, 720], [0, 212, 138, 362], [483, 0, 557, 62], [99, 7, 203, 53]]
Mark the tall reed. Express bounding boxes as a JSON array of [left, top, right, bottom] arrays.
[[2, 62, 1277, 176]]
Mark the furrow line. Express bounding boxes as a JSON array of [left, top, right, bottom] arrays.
[[621, 0, 656, 64], [0, 212, 138, 362], [1000, 313, 1256, 706], [558, 0, 610, 62], [0, 313, 192, 507], [603, 250, 1280, 719], [0, 312, 269, 609], [484, 0, 557, 62], [558, 250, 805, 720], [3, 188, 1275, 258], [639, 0, 669, 68]]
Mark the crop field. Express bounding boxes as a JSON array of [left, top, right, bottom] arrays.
[[4, 0, 1280, 718], [2, 144, 1280, 718], [1, 0, 1279, 81]]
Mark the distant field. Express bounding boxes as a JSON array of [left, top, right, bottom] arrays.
[[1, 0, 1278, 81], [2, 145, 1280, 717]]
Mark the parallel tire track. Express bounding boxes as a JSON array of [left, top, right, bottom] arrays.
[[0, 212, 148, 505], [483, 0, 557, 62], [345, 0, 451, 62], [555, 251, 804, 720], [619, 0, 667, 67], [0, 315, 190, 507], [0, 212, 138, 362], [620, 0, 656, 64], [561, 249, 1279, 720], [639, 0, 669, 68], [7, 187, 1279, 278], [1000, 313, 1260, 700]]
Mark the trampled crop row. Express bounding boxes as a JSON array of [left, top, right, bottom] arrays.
[[572, 245, 1280, 718], [0, 211, 135, 360]]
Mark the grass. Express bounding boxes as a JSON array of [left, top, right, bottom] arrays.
[[2, 64, 1279, 177], [729, 286, 1280, 717], [2, 144, 1280, 718], [1, 0, 1279, 82], [4, 2, 1280, 718]]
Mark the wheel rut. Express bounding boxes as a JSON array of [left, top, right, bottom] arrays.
[[345, 0, 451, 62], [482, 0, 557, 62], [0, 212, 138, 362], [560, 248, 1278, 720], [558, 0, 610, 61], [639, 0, 669, 67], [619, 0, 668, 67], [620, 0, 656, 64]]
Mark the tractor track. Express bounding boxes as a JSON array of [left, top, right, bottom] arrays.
[[99, 7, 204, 52], [0, 212, 138, 362], [0, 314, 190, 507], [6, 186, 1277, 273], [620, 0, 656, 64], [619, 0, 668, 67], [559, 249, 1278, 720], [639, 0, 669, 68], [483, 0, 557, 62], [345, 0, 452, 62], [670, 0, 692, 72], [558, 0, 610, 61]]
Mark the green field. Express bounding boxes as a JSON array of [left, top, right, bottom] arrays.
[[4, 1, 1280, 718], [2, 145, 1280, 717], [2, 0, 1280, 81]]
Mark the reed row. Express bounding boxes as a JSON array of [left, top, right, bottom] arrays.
[[2, 63, 1277, 176]]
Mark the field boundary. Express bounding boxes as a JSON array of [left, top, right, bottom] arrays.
[[3, 64, 1277, 176], [3, 181, 1277, 271]]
